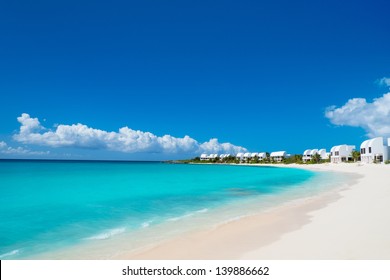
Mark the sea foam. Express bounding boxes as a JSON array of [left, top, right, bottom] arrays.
[[0, 249, 20, 258], [85, 228, 126, 240], [141, 221, 153, 228], [167, 208, 209, 222]]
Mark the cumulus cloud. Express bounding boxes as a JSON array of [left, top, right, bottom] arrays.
[[0, 141, 49, 155], [325, 92, 390, 138], [0, 141, 7, 149], [377, 77, 390, 87], [13, 113, 247, 155], [199, 138, 246, 155]]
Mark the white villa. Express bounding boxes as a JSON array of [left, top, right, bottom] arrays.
[[330, 145, 355, 163], [251, 152, 259, 158], [200, 153, 219, 161], [243, 152, 252, 161], [318, 149, 329, 160], [258, 152, 267, 160], [302, 148, 328, 162], [219, 154, 231, 160], [200, 152, 269, 162], [270, 151, 287, 162], [233, 152, 268, 162], [200, 153, 208, 160], [302, 149, 317, 162], [360, 137, 390, 164], [236, 152, 244, 161]]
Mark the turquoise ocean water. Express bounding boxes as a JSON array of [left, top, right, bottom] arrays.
[[0, 160, 342, 259]]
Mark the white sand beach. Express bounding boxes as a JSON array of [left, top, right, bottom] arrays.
[[121, 163, 390, 260]]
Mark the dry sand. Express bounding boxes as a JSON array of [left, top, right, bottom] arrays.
[[118, 163, 390, 260]]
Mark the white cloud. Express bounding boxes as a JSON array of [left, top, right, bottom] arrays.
[[0, 141, 7, 149], [325, 92, 390, 138], [377, 77, 390, 87], [199, 138, 247, 155], [0, 141, 49, 155], [13, 113, 247, 155]]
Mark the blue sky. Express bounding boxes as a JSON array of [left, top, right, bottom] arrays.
[[1, 0, 389, 160]]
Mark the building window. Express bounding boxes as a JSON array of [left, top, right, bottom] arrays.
[[369, 147, 372, 153]]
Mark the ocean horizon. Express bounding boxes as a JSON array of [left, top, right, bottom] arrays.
[[0, 160, 346, 259]]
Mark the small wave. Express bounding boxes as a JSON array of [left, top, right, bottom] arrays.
[[85, 227, 126, 240], [217, 215, 247, 226], [141, 221, 152, 228], [167, 213, 194, 222], [0, 249, 20, 259], [167, 208, 209, 222]]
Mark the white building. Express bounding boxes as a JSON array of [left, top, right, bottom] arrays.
[[243, 152, 252, 161], [318, 149, 329, 160], [258, 152, 267, 160], [251, 152, 259, 159], [330, 145, 355, 163], [209, 154, 218, 159], [219, 154, 231, 160], [360, 137, 390, 163], [236, 152, 244, 161], [200, 153, 208, 161], [302, 149, 312, 162], [270, 151, 287, 162], [302, 148, 328, 162]]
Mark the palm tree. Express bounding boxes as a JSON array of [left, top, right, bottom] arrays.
[[293, 154, 303, 164], [311, 153, 321, 164], [352, 150, 360, 162]]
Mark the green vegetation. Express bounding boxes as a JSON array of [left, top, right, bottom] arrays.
[[385, 160, 390, 164], [283, 154, 302, 164], [351, 150, 361, 162], [310, 153, 321, 164]]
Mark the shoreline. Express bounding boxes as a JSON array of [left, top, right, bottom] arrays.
[[118, 163, 390, 260]]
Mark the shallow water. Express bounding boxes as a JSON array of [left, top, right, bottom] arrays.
[[0, 160, 341, 259]]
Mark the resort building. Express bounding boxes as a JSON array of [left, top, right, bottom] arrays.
[[251, 152, 259, 159], [200, 154, 219, 160], [219, 154, 231, 160], [243, 152, 252, 161], [209, 154, 218, 160], [318, 149, 329, 160], [270, 151, 287, 162], [302, 148, 328, 162], [330, 145, 355, 163], [302, 149, 317, 162], [302, 149, 311, 162], [236, 152, 244, 161], [258, 152, 267, 160], [237, 152, 269, 162], [200, 154, 208, 161], [360, 137, 390, 164]]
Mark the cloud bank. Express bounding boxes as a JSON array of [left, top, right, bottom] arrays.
[[325, 92, 390, 138], [0, 141, 49, 155], [13, 113, 247, 155]]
